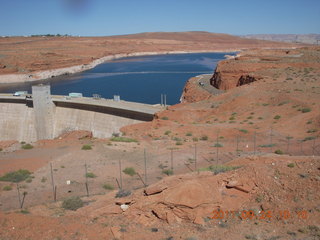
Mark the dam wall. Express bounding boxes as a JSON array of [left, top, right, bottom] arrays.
[[0, 87, 160, 142], [0, 102, 143, 142]]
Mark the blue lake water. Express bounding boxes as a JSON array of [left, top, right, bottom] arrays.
[[0, 52, 234, 105]]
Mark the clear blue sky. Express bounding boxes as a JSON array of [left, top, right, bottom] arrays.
[[1, 0, 319, 36]]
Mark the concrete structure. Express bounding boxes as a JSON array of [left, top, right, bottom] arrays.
[[0, 88, 162, 142]]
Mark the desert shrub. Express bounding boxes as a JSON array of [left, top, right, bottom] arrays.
[[274, 115, 281, 120], [0, 169, 32, 183], [102, 184, 114, 190], [287, 163, 295, 168], [110, 137, 137, 143], [85, 172, 96, 178], [307, 129, 317, 133], [259, 144, 276, 148], [115, 189, 131, 198], [274, 149, 283, 155], [161, 116, 169, 120], [162, 169, 173, 176], [239, 129, 248, 133], [41, 177, 47, 183], [301, 108, 311, 113], [186, 132, 192, 136], [164, 130, 171, 135], [303, 136, 316, 142], [176, 141, 183, 145], [81, 144, 92, 150], [21, 144, 33, 150], [213, 143, 223, 147], [62, 196, 84, 211], [192, 137, 198, 142], [123, 167, 136, 176], [200, 165, 240, 175], [200, 135, 208, 141], [229, 116, 236, 120], [0, 148, 2, 152], [3, 185, 12, 191]]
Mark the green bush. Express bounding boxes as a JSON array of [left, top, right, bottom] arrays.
[[259, 144, 276, 148], [192, 137, 198, 142], [115, 189, 131, 198], [274, 115, 281, 120], [3, 185, 12, 191], [200, 135, 208, 141], [287, 163, 295, 168], [62, 196, 84, 211], [0, 148, 2, 152], [164, 130, 171, 135], [21, 144, 33, 150], [162, 169, 173, 176], [161, 116, 169, 120], [176, 141, 183, 145], [0, 169, 32, 183], [199, 165, 240, 174], [239, 129, 248, 134], [303, 136, 316, 142], [123, 167, 136, 176], [81, 144, 92, 150], [213, 143, 223, 147], [85, 172, 96, 178], [274, 149, 283, 155], [110, 137, 137, 143], [301, 108, 311, 113], [102, 184, 114, 190], [186, 132, 192, 136]]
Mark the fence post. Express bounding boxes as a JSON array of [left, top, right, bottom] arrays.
[[50, 163, 56, 202], [216, 130, 220, 164], [171, 149, 174, 172], [16, 183, 21, 207], [144, 149, 147, 186], [270, 126, 273, 153], [84, 162, 89, 197], [118, 159, 123, 189], [194, 144, 197, 171], [253, 131, 256, 155], [236, 135, 240, 156]]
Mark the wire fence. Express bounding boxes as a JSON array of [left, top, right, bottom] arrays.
[[0, 130, 319, 211]]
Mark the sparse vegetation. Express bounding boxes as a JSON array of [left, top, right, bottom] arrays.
[[110, 137, 138, 142], [287, 163, 295, 168], [21, 144, 33, 150], [259, 144, 276, 148], [199, 165, 240, 174], [164, 130, 171, 135], [200, 135, 208, 141], [162, 169, 173, 176], [239, 129, 248, 133], [161, 116, 169, 120], [176, 141, 183, 145], [41, 177, 47, 183], [3, 185, 12, 191], [81, 144, 92, 150], [186, 132, 192, 136], [123, 167, 136, 176], [274, 115, 281, 120], [115, 189, 131, 198], [62, 196, 84, 211], [274, 149, 284, 155], [102, 184, 114, 190], [0, 169, 32, 183], [301, 108, 311, 113], [303, 136, 316, 142], [192, 137, 198, 142], [85, 172, 96, 178], [213, 143, 223, 147]]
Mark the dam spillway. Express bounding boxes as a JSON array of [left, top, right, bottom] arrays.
[[0, 86, 163, 142]]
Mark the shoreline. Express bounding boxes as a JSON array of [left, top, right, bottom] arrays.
[[0, 49, 242, 84], [0, 46, 297, 85]]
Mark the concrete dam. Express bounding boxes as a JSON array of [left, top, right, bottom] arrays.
[[0, 85, 163, 142]]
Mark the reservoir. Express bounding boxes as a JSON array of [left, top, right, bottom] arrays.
[[0, 52, 234, 105]]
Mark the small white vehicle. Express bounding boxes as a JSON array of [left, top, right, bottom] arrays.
[[13, 91, 28, 96]]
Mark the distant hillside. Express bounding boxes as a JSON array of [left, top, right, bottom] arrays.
[[243, 34, 320, 44]]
